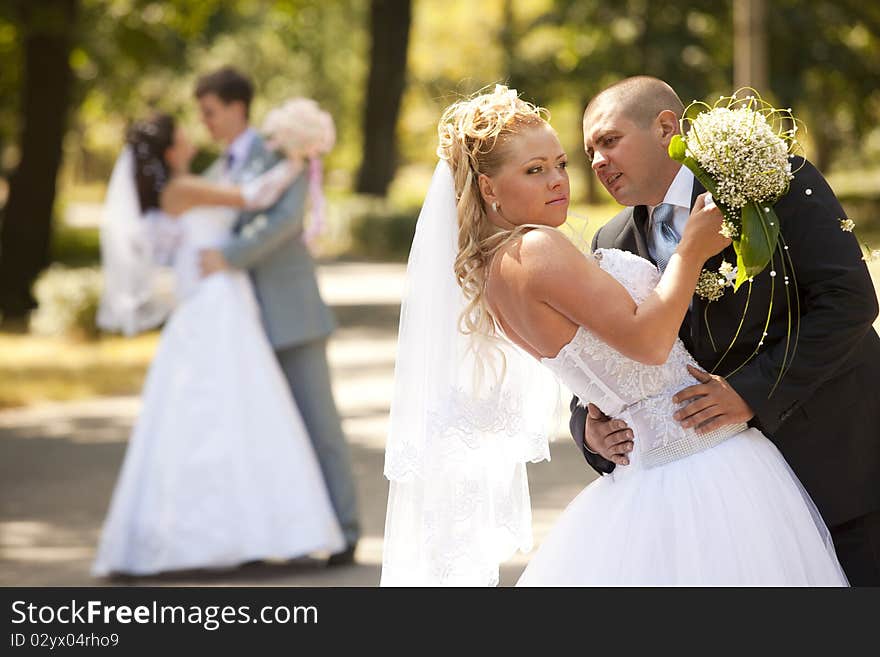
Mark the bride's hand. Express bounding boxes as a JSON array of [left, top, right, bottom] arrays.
[[677, 192, 731, 261]]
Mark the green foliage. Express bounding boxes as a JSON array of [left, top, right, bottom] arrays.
[[348, 207, 419, 261], [51, 224, 101, 267], [838, 192, 880, 230], [3, 0, 879, 267]]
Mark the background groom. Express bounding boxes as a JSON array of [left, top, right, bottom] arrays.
[[572, 76, 880, 585], [195, 66, 360, 565]]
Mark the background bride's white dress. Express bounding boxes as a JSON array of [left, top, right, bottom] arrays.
[[92, 206, 345, 576]]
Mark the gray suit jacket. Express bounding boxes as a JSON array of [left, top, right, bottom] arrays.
[[211, 134, 336, 350]]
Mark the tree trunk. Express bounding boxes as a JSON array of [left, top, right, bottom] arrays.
[[500, 0, 521, 89], [733, 0, 768, 91], [355, 0, 412, 196], [0, 0, 78, 321]]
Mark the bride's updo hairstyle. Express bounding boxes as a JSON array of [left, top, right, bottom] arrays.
[[126, 113, 176, 213], [437, 84, 550, 340]]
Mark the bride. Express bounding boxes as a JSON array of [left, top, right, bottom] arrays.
[[381, 86, 847, 586], [92, 113, 344, 577]]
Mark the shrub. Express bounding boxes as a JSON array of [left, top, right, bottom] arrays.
[[348, 209, 419, 261], [52, 224, 101, 267], [30, 265, 103, 340]]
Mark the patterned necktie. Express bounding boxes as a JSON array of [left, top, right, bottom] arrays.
[[223, 152, 235, 180], [649, 203, 680, 272]]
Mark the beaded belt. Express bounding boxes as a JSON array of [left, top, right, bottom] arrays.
[[641, 422, 749, 469]]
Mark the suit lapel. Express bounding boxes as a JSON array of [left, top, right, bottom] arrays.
[[615, 206, 655, 264]]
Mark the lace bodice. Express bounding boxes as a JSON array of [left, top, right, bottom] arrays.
[[172, 206, 239, 300], [541, 248, 742, 469]]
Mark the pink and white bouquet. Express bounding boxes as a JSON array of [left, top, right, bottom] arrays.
[[262, 98, 336, 246], [262, 98, 336, 161]]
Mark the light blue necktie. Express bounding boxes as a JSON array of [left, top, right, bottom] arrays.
[[649, 203, 680, 272]]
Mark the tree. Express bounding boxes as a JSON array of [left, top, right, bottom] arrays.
[[767, 0, 880, 172], [0, 0, 245, 322], [733, 0, 767, 90], [355, 0, 413, 196], [0, 0, 79, 321]]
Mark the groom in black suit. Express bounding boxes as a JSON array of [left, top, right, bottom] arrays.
[[571, 76, 880, 585]]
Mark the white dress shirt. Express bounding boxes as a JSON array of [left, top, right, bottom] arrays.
[[223, 127, 257, 181]]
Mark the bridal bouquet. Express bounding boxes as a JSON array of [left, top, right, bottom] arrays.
[[668, 89, 810, 393], [668, 89, 799, 291], [262, 98, 336, 246], [262, 98, 336, 161]]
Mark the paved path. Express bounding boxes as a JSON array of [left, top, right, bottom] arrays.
[[0, 262, 595, 587]]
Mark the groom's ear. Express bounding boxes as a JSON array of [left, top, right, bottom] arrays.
[[655, 110, 679, 146]]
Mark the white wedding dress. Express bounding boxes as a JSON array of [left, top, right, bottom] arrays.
[[517, 248, 848, 586], [92, 207, 345, 576]]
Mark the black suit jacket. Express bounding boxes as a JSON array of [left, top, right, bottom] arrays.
[[570, 158, 880, 527]]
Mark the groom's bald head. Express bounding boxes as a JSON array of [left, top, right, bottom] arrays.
[[583, 76, 685, 129], [582, 76, 685, 207]]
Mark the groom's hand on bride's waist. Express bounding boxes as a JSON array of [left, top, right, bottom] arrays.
[[673, 365, 754, 434], [200, 249, 229, 276], [585, 403, 634, 466]]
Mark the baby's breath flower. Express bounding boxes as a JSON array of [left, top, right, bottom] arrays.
[[696, 269, 726, 302], [720, 220, 739, 239], [696, 261, 738, 302], [684, 106, 793, 212], [839, 218, 856, 232]]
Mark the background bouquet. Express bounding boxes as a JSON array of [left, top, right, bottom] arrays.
[[261, 98, 336, 246]]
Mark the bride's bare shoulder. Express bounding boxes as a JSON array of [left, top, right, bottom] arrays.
[[488, 228, 588, 304], [499, 227, 585, 275]]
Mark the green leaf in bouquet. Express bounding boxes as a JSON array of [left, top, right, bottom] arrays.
[[668, 134, 688, 162], [668, 136, 718, 197], [732, 202, 780, 291]]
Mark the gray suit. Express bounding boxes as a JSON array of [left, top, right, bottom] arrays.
[[211, 134, 360, 545]]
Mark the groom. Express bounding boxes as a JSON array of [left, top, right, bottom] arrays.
[[195, 66, 360, 565], [572, 76, 880, 585]]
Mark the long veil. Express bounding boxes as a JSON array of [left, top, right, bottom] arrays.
[[381, 161, 561, 586], [96, 147, 176, 336]]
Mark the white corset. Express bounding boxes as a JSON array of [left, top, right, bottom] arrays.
[[541, 248, 747, 470], [172, 206, 238, 301]]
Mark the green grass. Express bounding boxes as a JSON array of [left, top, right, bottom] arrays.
[[0, 331, 160, 409]]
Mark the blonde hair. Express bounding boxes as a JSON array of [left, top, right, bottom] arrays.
[[437, 85, 550, 343]]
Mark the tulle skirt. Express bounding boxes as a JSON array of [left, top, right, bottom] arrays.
[[92, 271, 345, 576], [517, 429, 848, 586]]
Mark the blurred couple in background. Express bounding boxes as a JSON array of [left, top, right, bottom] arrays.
[[93, 67, 360, 577]]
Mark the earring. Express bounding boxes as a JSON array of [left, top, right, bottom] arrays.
[[492, 201, 498, 213]]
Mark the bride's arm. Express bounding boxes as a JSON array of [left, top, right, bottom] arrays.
[[160, 159, 303, 217], [494, 195, 727, 365], [160, 176, 244, 217]]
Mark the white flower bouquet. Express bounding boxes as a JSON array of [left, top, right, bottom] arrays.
[[262, 97, 336, 161], [261, 98, 336, 246], [669, 89, 800, 290]]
